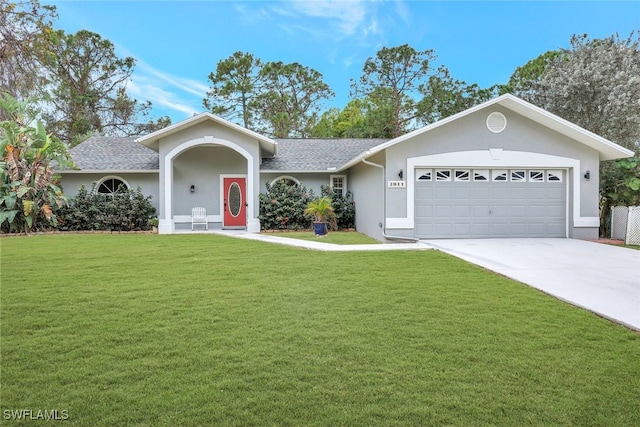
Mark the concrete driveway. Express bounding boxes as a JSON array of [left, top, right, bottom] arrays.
[[422, 239, 640, 331]]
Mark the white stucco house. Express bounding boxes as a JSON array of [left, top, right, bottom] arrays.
[[59, 94, 634, 241]]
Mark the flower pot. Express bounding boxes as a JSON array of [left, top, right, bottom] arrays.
[[313, 221, 328, 236]]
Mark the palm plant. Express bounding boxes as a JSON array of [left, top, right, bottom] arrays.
[[304, 197, 335, 223]]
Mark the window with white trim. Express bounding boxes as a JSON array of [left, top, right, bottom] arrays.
[[529, 170, 544, 182], [270, 176, 300, 187], [330, 175, 347, 197], [416, 168, 432, 181], [435, 169, 451, 181], [97, 177, 128, 195], [473, 170, 489, 181], [492, 170, 508, 181], [454, 170, 470, 181], [547, 170, 563, 182], [510, 170, 526, 182]]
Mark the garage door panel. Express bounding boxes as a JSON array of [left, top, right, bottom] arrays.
[[454, 205, 472, 217], [435, 205, 452, 216], [492, 188, 509, 199], [435, 223, 453, 236], [435, 187, 453, 199], [454, 187, 472, 198], [415, 168, 567, 238]]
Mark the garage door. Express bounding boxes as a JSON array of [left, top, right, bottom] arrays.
[[415, 168, 566, 238]]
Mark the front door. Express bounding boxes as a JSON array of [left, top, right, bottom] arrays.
[[223, 177, 247, 228]]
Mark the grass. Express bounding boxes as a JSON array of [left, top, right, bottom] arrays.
[[1, 234, 639, 426], [264, 230, 380, 245]]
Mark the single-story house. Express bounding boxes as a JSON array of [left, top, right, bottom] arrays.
[[60, 94, 634, 241]]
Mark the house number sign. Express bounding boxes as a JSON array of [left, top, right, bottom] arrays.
[[387, 181, 406, 188]]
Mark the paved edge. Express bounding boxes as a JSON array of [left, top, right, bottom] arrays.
[[210, 230, 433, 251]]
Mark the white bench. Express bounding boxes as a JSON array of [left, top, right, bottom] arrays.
[[191, 207, 208, 230]]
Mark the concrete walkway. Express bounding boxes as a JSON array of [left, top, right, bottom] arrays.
[[422, 238, 640, 331], [209, 230, 432, 251]]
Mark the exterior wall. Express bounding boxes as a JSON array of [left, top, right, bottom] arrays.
[[349, 152, 386, 241], [384, 106, 601, 238], [259, 173, 335, 196], [173, 146, 245, 216], [59, 172, 160, 212]]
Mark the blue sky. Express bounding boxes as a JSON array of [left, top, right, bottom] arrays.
[[46, 1, 639, 124]]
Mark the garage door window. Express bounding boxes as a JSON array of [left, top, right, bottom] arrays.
[[454, 170, 470, 181], [529, 170, 544, 182], [492, 170, 508, 181], [416, 169, 432, 181], [435, 169, 451, 181], [510, 170, 526, 182], [473, 170, 489, 181], [547, 170, 563, 182]]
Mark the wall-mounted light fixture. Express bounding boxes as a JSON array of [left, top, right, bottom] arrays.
[[398, 169, 403, 179], [190, 185, 195, 193], [584, 171, 590, 181]]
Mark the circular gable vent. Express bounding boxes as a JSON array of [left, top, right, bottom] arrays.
[[486, 112, 507, 133]]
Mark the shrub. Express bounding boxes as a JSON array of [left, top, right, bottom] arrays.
[[259, 180, 315, 230], [321, 185, 356, 230], [58, 183, 156, 231]]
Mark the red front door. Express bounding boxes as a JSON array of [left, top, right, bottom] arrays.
[[223, 177, 247, 227]]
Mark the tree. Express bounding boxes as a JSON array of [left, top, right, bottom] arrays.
[[254, 61, 334, 138], [0, 0, 57, 119], [497, 51, 565, 97], [38, 29, 169, 145], [203, 51, 262, 129], [522, 33, 640, 152], [352, 44, 436, 137], [0, 93, 73, 232], [417, 65, 495, 125]]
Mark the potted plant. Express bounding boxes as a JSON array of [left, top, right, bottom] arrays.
[[304, 197, 335, 236]]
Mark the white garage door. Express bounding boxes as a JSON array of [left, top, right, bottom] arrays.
[[415, 168, 566, 238]]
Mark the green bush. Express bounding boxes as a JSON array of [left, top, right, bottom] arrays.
[[259, 180, 315, 230], [58, 183, 156, 231], [321, 185, 356, 230]]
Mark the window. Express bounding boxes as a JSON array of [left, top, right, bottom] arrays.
[[435, 169, 451, 181], [97, 177, 128, 195], [529, 170, 544, 182], [510, 170, 526, 182], [330, 175, 347, 197], [492, 170, 508, 181], [547, 170, 563, 182], [454, 170, 470, 181], [473, 170, 489, 181], [416, 168, 432, 181], [270, 176, 300, 187]]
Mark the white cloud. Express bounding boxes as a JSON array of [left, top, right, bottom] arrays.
[[272, 0, 381, 39], [125, 59, 207, 120]]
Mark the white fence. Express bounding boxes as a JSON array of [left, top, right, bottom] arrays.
[[611, 206, 640, 245]]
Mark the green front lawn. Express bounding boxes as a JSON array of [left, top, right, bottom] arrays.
[[264, 230, 380, 245], [1, 235, 639, 426]]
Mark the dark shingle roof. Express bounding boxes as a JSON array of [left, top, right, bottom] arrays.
[[69, 136, 159, 170], [67, 136, 389, 172], [261, 138, 389, 171]]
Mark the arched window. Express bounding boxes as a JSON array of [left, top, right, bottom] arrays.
[[96, 177, 129, 195], [270, 176, 300, 187]]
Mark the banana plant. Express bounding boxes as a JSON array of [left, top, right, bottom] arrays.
[[0, 94, 73, 232]]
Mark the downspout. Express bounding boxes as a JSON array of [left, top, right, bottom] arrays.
[[361, 157, 419, 243]]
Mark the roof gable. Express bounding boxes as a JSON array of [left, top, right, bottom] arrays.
[[357, 94, 633, 163], [135, 112, 277, 156]]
